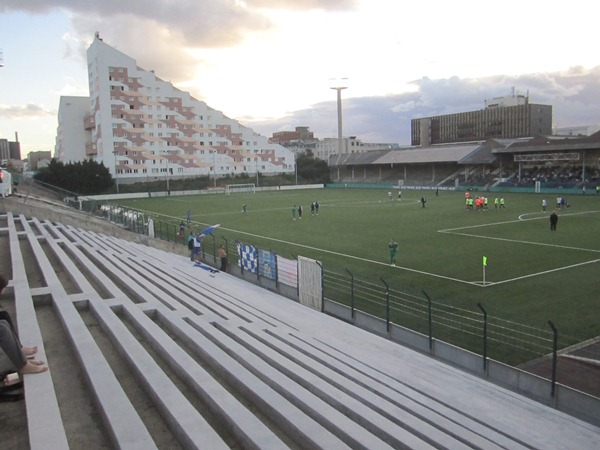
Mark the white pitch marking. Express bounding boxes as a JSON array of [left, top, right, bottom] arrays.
[[439, 210, 600, 254], [485, 259, 600, 286]]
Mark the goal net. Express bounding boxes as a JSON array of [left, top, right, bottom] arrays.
[[225, 183, 256, 195]]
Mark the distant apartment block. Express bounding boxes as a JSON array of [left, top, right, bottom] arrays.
[[55, 35, 294, 183], [270, 126, 316, 146], [411, 95, 552, 146], [28, 150, 53, 171], [0, 135, 22, 164]]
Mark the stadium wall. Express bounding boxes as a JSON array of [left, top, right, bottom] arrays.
[[85, 184, 324, 202], [327, 182, 593, 196]]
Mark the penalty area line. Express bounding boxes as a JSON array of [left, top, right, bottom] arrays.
[[439, 230, 600, 253]]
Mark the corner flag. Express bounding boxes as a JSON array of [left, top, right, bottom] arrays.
[[483, 256, 487, 266]]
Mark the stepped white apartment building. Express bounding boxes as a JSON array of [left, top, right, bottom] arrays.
[[56, 35, 294, 184]]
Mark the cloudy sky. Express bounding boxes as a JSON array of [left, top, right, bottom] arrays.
[[1, 0, 600, 157]]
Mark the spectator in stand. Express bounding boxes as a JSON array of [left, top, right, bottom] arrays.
[[191, 233, 202, 262], [218, 245, 228, 272], [0, 275, 48, 377], [187, 231, 195, 260]]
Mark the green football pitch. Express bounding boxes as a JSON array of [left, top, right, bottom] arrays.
[[116, 187, 600, 362]]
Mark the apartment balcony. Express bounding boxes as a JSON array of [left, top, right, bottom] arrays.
[[85, 142, 97, 156], [84, 114, 96, 130]]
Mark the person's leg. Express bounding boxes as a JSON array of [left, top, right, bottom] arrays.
[[0, 320, 27, 370], [0, 310, 37, 355], [0, 311, 18, 340], [0, 320, 47, 376]]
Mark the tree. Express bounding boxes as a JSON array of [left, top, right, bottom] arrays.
[[34, 158, 114, 195], [296, 153, 331, 184]]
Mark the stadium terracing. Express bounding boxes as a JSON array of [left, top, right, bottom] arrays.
[[1, 195, 599, 449]]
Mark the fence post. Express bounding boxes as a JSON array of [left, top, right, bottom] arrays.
[[346, 269, 355, 319], [271, 250, 279, 289], [292, 253, 298, 298], [548, 320, 558, 397], [211, 234, 216, 264], [422, 291, 433, 351], [315, 261, 324, 312], [477, 303, 488, 371], [221, 237, 228, 272], [255, 244, 260, 283], [380, 277, 390, 332]]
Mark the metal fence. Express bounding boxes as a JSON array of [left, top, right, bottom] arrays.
[[323, 268, 582, 368]]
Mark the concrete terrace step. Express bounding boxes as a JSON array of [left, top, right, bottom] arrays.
[[2, 211, 600, 449]]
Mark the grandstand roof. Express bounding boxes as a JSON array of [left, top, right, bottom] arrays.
[[328, 142, 492, 166], [327, 132, 600, 167], [494, 131, 600, 154]]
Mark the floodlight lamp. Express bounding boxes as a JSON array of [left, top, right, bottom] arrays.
[[329, 77, 349, 90]]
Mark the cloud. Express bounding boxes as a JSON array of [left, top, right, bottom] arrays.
[[246, 0, 358, 10], [0, 104, 55, 119], [246, 67, 600, 145], [1, 1, 356, 47], [2, 1, 360, 90]]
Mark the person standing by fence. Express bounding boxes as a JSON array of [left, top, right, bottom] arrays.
[[218, 245, 228, 272]]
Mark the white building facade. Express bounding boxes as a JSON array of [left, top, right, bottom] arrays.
[[314, 137, 399, 161], [55, 96, 89, 163], [56, 36, 294, 184]]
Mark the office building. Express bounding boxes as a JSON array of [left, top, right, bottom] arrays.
[[411, 95, 552, 146]]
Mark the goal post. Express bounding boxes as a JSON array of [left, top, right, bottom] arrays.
[[225, 183, 256, 195]]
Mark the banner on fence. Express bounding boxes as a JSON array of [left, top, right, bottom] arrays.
[[276, 255, 297, 288], [258, 249, 277, 280], [237, 242, 257, 273], [298, 256, 322, 311]]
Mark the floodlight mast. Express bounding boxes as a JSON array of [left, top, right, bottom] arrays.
[[330, 78, 348, 157]]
